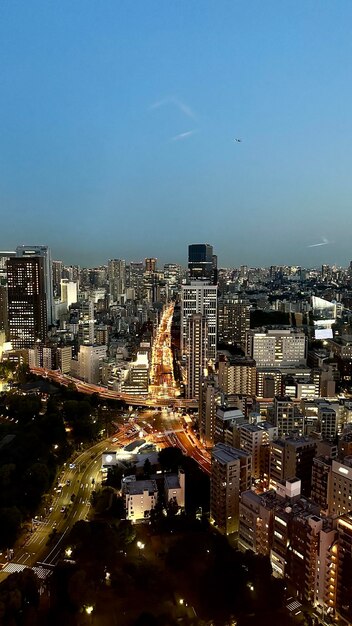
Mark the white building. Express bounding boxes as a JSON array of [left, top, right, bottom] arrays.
[[164, 469, 185, 508], [60, 279, 78, 309], [122, 476, 158, 521], [77, 344, 107, 383], [246, 329, 307, 368], [186, 313, 208, 399], [181, 282, 217, 359]]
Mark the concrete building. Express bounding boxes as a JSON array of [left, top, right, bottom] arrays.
[[164, 469, 185, 509], [270, 437, 317, 496], [318, 405, 337, 442], [186, 313, 208, 400], [77, 344, 107, 384], [246, 329, 307, 368], [214, 406, 246, 446], [122, 476, 158, 521], [218, 356, 256, 396], [199, 375, 220, 447], [274, 396, 298, 436], [330, 458, 352, 517], [78, 300, 95, 345], [181, 282, 217, 359], [60, 279, 78, 309], [237, 422, 278, 479], [210, 443, 251, 535], [217, 297, 250, 348], [108, 259, 126, 304], [121, 352, 149, 395], [57, 346, 73, 374]]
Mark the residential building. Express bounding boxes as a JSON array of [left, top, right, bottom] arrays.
[[210, 442, 251, 535], [122, 476, 158, 521], [186, 313, 208, 400]]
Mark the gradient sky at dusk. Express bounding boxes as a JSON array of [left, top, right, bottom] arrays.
[[1, 1, 352, 267]]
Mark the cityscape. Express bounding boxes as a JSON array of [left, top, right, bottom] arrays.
[[1, 244, 352, 625], [2, 2, 352, 626]]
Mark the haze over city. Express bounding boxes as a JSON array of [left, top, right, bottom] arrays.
[[1, 1, 352, 266]]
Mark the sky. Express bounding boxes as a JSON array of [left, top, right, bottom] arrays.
[[1, 1, 352, 268]]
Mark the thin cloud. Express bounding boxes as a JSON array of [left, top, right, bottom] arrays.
[[171, 129, 198, 142], [150, 96, 197, 120], [307, 237, 332, 248]]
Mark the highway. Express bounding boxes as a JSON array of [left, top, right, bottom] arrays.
[[30, 366, 198, 409]]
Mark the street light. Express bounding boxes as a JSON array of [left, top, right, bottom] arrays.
[[85, 605, 94, 615], [65, 547, 72, 558]]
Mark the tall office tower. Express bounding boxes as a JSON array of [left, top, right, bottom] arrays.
[[163, 263, 181, 295], [52, 260, 63, 297], [218, 356, 256, 396], [246, 329, 307, 367], [145, 258, 157, 273], [186, 314, 208, 399], [210, 442, 251, 535], [188, 243, 214, 282], [7, 257, 47, 349], [318, 405, 337, 442], [217, 296, 250, 348], [181, 282, 217, 359], [128, 262, 144, 300], [335, 514, 352, 624], [108, 259, 126, 304], [16, 245, 54, 326], [60, 279, 78, 309], [78, 300, 94, 345]]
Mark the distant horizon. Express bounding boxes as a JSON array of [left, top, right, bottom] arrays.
[[1, 243, 348, 271], [2, 2, 352, 268]]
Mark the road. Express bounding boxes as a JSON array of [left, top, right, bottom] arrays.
[[0, 406, 210, 581], [150, 302, 179, 398], [30, 366, 198, 409], [0, 426, 133, 580]]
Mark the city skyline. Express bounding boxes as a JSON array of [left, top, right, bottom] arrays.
[[1, 2, 352, 266]]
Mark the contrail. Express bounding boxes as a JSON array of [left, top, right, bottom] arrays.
[[308, 237, 330, 248], [171, 130, 197, 141], [150, 96, 196, 120]]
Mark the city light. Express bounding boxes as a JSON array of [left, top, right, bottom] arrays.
[[65, 546, 73, 558], [85, 606, 94, 615]]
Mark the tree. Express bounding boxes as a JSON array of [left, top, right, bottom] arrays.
[[0, 506, 22, 548], [143, 458, 152, 478], [158, 447, 183, 472]]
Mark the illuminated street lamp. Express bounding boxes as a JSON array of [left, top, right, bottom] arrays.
[[85, 605, 94, 615], [65, 546, 73, 558]]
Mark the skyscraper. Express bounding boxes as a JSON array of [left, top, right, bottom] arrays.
[[7, 256, 47, 349], [108, 259, 126, 304], [186, 313, 208, 399], [181, 282, 217, 359], [188, 244, 214, 282], [16, 245, 54, 326]]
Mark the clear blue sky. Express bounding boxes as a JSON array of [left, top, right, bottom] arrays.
[[1, 1, 352, 267]]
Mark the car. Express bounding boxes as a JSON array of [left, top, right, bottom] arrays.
[[66, 479, 71, 486], [112, 437, 118, 443], [60, 506, 66, 513]]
